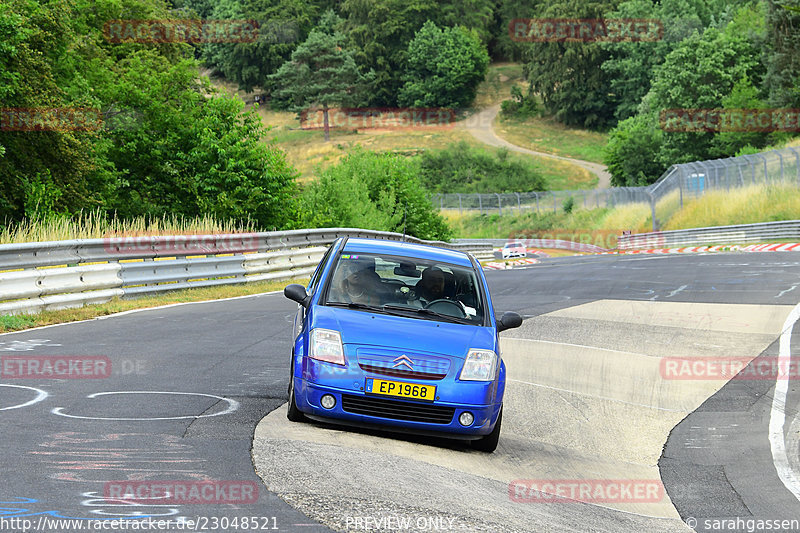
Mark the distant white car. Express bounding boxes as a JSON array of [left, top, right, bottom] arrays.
[[501, 241, 527, 260]]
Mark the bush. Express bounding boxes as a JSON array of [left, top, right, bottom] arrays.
[[296, 148, 452, 241], [418, 141, 545, 193]]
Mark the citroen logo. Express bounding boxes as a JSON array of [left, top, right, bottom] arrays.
[[392, 355, 414, 370]]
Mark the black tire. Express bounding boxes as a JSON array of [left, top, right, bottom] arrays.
[[471, 407, 502, 453], [287, 360, 307, 422]]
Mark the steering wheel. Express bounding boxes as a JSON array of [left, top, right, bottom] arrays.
[[424, 299, 467, 318]]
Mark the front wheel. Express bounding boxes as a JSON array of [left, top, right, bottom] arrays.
[[287, 360, 307, 422], [471, 407, 501, 453]]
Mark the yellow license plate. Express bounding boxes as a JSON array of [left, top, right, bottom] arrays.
[[367, 378, 436, 401]]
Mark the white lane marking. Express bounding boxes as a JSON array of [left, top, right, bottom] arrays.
[[769, 301, 800, 502], [508, 378, 684, 413], [777, 285, 799, 299], [0, 384, 48, 411], [51, 391, 240, 421], [0, 290, 283, 337], [667, 285, 688, 298]]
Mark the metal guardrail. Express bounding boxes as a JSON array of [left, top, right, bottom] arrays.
[[0, 228, 494, 315], [618, 220, 800, 250]]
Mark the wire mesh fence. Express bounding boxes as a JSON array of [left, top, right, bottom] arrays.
[[431, 146, 800, 231]]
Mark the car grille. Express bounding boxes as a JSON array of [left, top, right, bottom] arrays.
[[341, 394, 455, 424], [359, 364, 447, 381]]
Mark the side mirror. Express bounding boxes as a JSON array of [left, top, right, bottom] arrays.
[[496, 311, 523, 332], [284, 284, 310, 307]]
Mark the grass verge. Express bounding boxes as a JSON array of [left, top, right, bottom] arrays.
[[494, 114, 609, 164], [0, 277, 309, 333]]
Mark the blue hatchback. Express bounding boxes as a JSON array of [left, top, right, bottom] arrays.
[[283, 237, 522, 452]]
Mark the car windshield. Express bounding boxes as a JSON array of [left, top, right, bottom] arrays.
[[323, 252, 485, 325]]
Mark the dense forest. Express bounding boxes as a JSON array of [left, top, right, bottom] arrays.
[[1, 0, 798, 238]]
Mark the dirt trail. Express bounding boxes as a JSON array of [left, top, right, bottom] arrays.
[[461, 104, 612, 189]]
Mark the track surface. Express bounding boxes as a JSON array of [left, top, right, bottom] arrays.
[[1, 252, 799, 532]]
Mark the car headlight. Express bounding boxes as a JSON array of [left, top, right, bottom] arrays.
[[459, 349, 498, 381], [310, 329, 345, 366]]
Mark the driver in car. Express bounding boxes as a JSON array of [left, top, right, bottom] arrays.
[[416, 267, 447, 304]]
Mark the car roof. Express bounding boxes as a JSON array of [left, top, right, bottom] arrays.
[[342, 238, 474, 267]]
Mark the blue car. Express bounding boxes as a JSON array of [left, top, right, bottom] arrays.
[[283, 237, 522, 452]]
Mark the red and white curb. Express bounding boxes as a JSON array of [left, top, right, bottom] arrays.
[[484, 258, 540, 270]]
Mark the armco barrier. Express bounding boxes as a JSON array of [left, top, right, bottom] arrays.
[[618, 220, 800, 250], [0, 229, 493, 315]]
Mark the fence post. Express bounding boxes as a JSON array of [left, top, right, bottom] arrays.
[[788, 147, 800, 184], [478, 194, 483, 215], [516, 192, 521, 214], [535, 192, 540, 213], [776, 151, 784, 184], [553, 192, 557, 213], [649, 192, 658, 232], [495, 193, 502, 215], [457, 193, 462, 215]]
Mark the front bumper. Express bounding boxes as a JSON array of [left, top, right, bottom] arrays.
[[293, 377, 502, 438]]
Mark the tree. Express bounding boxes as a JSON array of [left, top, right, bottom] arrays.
[[341, 0, 439, 106], [202, 0, 325, 93], [604, 113, 666, 186], [270, 11, 374, 141], [398, 21, 489, 109], [764, 0, 800, 107], [521, 0, 621, 129], [600, 0, 710, 121], [648, 19, 764, 165]]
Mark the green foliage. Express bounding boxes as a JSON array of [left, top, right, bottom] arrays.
[[0, 0, 300, 229], [600, 0, 710, 121], [649, 21, 765, 165], [500, 85, 539, 119], [764, 0, 800, 107], [521, 0, 621, 129], [604, 114, 666, 187], [562, 196, 574, 214], [202, 0, 325, 93], [270, 11, 374, 139], [417, 141, 545, 193], [398, 21, 489, 109], [297, 148, 452, 241]]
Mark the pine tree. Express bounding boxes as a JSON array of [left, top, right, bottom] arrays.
[[270, 11, 374, 141]]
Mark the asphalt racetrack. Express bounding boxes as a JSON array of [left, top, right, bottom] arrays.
[[2, 251, 800, 532]]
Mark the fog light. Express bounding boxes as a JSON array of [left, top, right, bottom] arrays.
[[320, 394, 336, 409], [459, 411, 474, 426]]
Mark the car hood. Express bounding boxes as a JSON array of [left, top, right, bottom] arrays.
[[311, 305, 497, 359]]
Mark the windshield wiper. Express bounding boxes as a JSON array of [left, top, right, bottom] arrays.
[[327, 301, 385, 313], [382, 304, 472, 325]]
